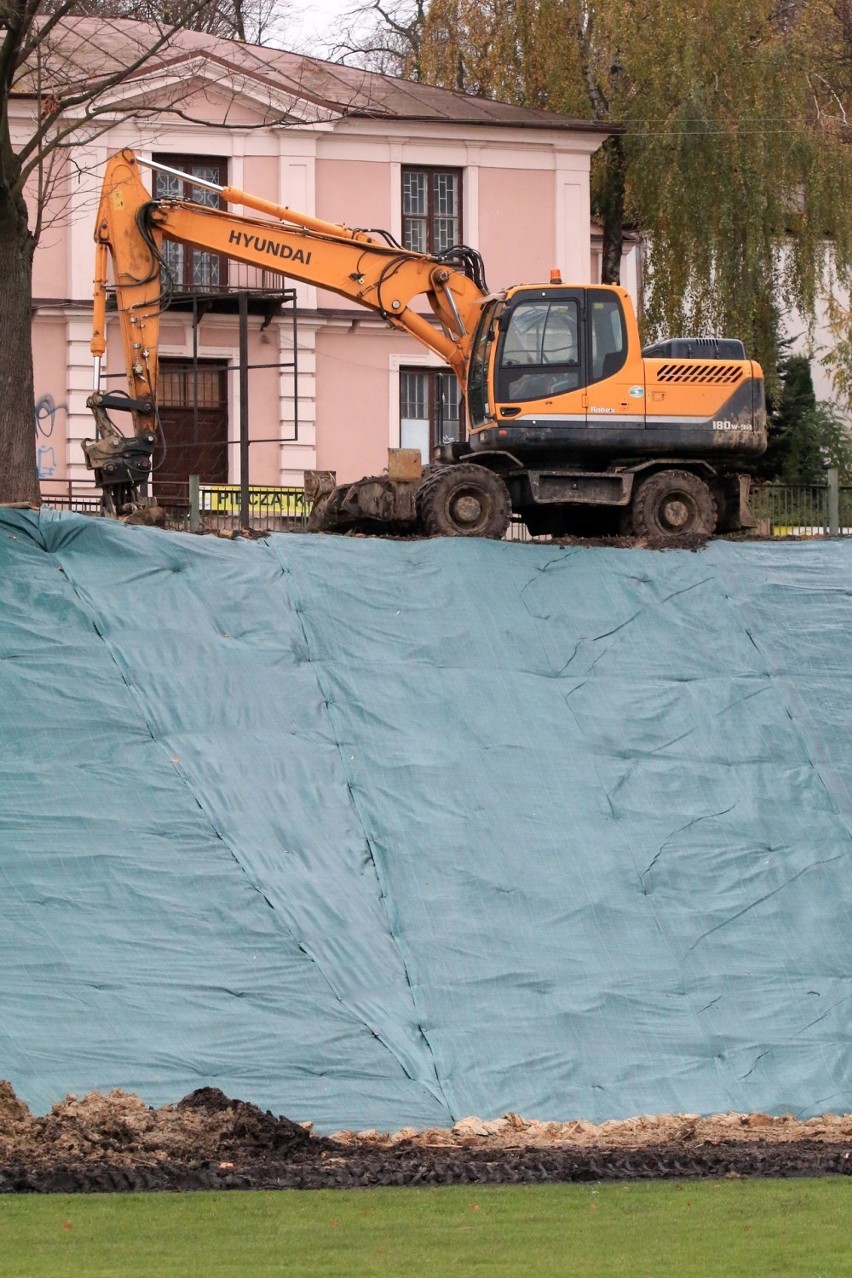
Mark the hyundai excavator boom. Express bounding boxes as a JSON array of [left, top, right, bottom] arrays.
[[85, 149, 488, 515]]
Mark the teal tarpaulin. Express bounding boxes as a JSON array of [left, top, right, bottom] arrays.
[[1, 509, 850, 1128]]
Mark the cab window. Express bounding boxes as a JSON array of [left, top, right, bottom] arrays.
[[497, 300, 580, 402], [467, 302, 497, 427], [590, 295, 627, 383]]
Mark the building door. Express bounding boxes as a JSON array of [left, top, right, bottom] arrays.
[[154, 360, 229, 501], [400, 368, 462, 464]]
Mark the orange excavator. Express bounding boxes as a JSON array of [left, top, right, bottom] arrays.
[[86, 149, 766, 540]]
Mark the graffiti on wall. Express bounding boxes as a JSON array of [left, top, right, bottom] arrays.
[[35, 394, 66, 478]]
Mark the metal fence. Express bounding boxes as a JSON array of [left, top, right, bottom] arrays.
[[751, 476, 852, 538], [39, 478, 310, 534], [39, 481, 105, 518], [38, 477, 852, 540]]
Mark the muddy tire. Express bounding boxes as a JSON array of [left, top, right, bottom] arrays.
[[417, 464, 511, 539], [628, 470, 717, 541]]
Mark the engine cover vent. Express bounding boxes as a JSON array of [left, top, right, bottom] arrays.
[[642, 337, 747, 360], [655, 363, 745, 385]]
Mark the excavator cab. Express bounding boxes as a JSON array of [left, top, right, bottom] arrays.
[[465, 285, 647, 459]]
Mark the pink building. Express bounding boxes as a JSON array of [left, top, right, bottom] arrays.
[[26, 22, 611, 502]]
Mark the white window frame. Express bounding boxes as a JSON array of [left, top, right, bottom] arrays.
[[388, 350, 447, 449]]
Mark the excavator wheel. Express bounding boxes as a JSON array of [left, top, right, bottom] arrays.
[[628, 469, 717, 542], [417, 464, 511, 539]]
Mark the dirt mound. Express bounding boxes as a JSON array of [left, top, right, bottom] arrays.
[[1, 1082, 851, 1193], [175, 1087, 318, 1159], [0, 1082, 325, 1185]]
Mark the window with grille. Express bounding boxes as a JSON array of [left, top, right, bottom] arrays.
[[158, 364, 227, 409], [400, 369, 462, 462], [152, 155, 228, 292], [402, 168, 462, 255]]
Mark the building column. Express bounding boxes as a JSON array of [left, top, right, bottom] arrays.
[[555, 149, 594, 284], [280, 315, 320, 485], [65, 311, 101, 490]]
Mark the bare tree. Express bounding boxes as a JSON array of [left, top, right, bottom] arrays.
[[47, 0, 289, 45], [0, 3, 297, 504], [330, 0, 427, 78]]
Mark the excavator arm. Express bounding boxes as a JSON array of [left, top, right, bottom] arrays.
[[85, 150, 489, 514]]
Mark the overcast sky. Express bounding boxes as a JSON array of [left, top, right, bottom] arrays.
[[284, 0, 370, 59]]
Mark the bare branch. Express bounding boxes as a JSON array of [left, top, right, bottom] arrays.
[[17, 1, 84, 70], [14, 7, 229, 181], [329, 0, 426, 76]]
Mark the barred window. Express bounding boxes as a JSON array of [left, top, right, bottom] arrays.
[[402, 168, 462, 255], [152, 155, 228, 292], [158, 364, 227, 409]]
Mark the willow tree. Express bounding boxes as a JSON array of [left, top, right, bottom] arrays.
[[413, 0, 852, 376]]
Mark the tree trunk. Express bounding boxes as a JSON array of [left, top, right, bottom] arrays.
[[0, 183, 39, 505], [598, 135, 626, 286]]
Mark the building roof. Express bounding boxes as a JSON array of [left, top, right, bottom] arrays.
[[21, 18, 612, 135]]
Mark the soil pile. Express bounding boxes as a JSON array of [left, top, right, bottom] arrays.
[[1, 1082, 851, 1193], [0, 1082, 326, 1192]]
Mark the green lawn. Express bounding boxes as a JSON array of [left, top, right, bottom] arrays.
[[1, 1179, 849, 1277]]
